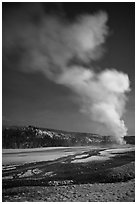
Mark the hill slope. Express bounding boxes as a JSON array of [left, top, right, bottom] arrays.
[[2, 125, 135, 149]]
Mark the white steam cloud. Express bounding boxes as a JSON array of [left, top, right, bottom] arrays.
[[58, 68, 130, 144], [3, 4, 130, 144]]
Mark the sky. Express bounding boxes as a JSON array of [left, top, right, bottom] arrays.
[[2, 2, 135, 135]]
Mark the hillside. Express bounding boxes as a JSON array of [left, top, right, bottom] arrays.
[[2, 125, 135, 149]]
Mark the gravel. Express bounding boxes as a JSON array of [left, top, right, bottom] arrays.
[[3, 179, 135, 202]]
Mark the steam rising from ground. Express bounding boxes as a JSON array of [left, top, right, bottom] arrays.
[[3, 4, 130, 144]]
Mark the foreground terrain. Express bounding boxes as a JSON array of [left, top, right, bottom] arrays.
[[2, 144, 135, 202], [3, 179, 135, 202]]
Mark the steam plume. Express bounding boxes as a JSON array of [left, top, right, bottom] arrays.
[[3, 4, 130, 144]]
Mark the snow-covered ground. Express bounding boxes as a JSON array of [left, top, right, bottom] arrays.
[[100, 147, 135, 155], [72, 155, 110, 163], [2, 146, 96, 166], [3, 151, 79, 165], [3, 145, 134, 166], [71, 146, 135, 163], [2, 146, 96, 154]]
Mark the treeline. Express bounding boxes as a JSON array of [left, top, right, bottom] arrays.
[[2, 126, 135, 149], [2, 126, 73, 148]]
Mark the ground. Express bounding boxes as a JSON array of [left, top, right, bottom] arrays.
[[3, 179, 135, 202], [2, 145, 135, 202]]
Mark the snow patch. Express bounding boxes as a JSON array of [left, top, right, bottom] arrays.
[[44, 171, 56, 177], [75, 154, 89, 159], [3, 175, 13, 180], [71, 155, 110, 163], [32, 168, 42, 174], [18, 170, 33, 178]]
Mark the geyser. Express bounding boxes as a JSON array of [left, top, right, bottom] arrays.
[[3, 4, 130, 144]]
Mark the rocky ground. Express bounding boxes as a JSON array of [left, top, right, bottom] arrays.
[[3, 179, 135, 202], [2, 145, 135, 202]]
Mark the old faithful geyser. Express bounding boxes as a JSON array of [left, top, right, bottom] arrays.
[[58, 68, 130, 144], [3, 4, 130, 144]]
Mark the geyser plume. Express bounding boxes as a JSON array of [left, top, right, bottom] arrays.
[[3, 4, 130, 144], [58, 68, 130, 144]]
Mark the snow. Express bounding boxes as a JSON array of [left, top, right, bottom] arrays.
[[3, 146, 134, 166], [71, 146, 135, 163], [2, 146, 93, 154], [100, 147, 135, 157], [74, 154, 89, 159], [18, 170, 33, 178], [3, 176, 13, 180], [33, 168, 42, 174], [71, 155, 110, 163], [44, 171, 56, 177]]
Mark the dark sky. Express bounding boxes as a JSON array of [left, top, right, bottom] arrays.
[[2, 2, 135, 135]]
